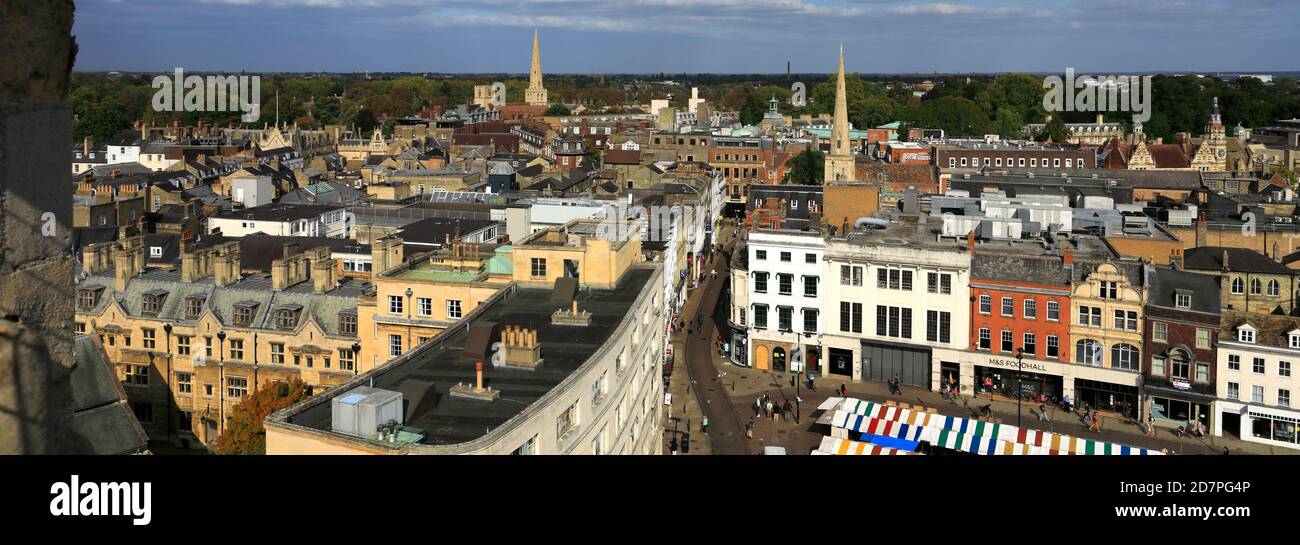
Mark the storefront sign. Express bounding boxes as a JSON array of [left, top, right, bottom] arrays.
[[985, 356, 1049, 373], [1172, 377, 1191, 391]]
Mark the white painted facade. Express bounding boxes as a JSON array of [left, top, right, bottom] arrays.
[[820, 235, 971, 386], [746, 229, 825, 373], [1215, 329, 1300, 450]]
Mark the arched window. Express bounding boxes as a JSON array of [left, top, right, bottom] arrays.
[[1168, 348, 1191, 379], [1268, 280, 1280, 297], [1111, 343, 1140, 371], [1250, 278, 1262, 295], [1075, 339, 1102, 366], [772, 347, 786, 372], [1231, 277, 1244, 295]]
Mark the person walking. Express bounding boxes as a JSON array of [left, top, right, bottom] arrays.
[[839, 383, 848, 398], [1038, 402, 1049, 422], [745, 420, 754, 439], [782, 400, 793, 422], [1089, 412, 1101, 432], [702, 417, 709, 434], [669, 438, 678, 455]]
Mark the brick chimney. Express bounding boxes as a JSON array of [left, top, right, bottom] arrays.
[[967, 230, 976, 256], [111, 240, 144, 292], [83, 135, 92, 155], [211, 242, 241, 287], [1063, 247, 1073, 267], [81, 241, 115, 275], [1195, 212, 1207, 247], [370, 235, 405, 278], [1222, 250, 1230, 272], [1169, 248, 1183, 269], [282, 241, 301, 259], [311, 251, 337, 293]]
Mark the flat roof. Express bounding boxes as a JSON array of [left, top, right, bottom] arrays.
[[280, 266, 656, 446]]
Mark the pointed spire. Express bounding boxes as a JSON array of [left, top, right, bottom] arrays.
[[526, 28, 548, 106], [825, 42, 854, 182]]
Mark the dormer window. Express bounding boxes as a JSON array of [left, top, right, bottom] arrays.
[[338, 312, 357, 336], [141, 290, 168, 316], [232, 302, 258, 327], [184, 296, 206, 319], [1238, 325, 1256, 344], [1174, 290, 1191, 309], [77, 286, 104, 310], [1289, 330, 1300, 349], [275, 304, 302, 330]]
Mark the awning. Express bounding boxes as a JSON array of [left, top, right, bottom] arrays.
[[816, 436, 915, 456], [830, 401, 1163, 456]]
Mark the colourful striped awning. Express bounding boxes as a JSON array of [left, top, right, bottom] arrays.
[[816, 436, 915, 456], [830, 400, 1163, 456]]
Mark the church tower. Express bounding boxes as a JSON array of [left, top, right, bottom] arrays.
[[824, 44, 855, 183], [525, 28, 549, 107]]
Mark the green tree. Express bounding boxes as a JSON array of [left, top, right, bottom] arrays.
[[782, 149, 824, 185], [212, 378, 311, 455], [1037, 114, 1069, 143], [989, 107, 1025, 138], [544, 103, 571, 116]]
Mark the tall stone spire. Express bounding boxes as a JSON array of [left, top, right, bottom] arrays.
[[824, 43, 855, 182], [525, 28, 549, 107]]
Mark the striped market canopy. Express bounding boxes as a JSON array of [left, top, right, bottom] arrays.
[[816, 436, 916, 456], [831, 402, 1163, 456]]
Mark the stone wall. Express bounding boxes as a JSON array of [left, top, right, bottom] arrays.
[[0, 1, 78, 454]]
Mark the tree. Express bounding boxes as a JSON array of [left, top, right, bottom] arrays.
[[544, 103, 571, 116], [212, 378, 311, 455], [783, 149, 824, 185], [1033, 113, 1069, 143]]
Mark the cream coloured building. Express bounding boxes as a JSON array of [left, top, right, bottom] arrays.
[[266, 225, 665, 455]]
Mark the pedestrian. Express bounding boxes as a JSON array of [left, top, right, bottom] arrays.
[[1089, 412, 1101, 432], [1038, 402, 1048, 421], [1223, 446, 1230, 456], [1062, 394, 1072, 414], [702, 417, 709, 434], [765, 399, 773, 418], [840, 383, 848, 398], [745, 420, 754, 439], [669, 438, 678, 455], [783, 400, 793, 422]]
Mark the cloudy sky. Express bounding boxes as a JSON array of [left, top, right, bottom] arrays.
[[73, 0, 1298, 73]]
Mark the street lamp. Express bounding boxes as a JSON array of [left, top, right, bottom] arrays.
[[351, 342, 361, 375], [1015, 347, 1025, 428]]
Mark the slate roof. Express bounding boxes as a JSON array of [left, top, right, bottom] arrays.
[[1184, 246, 1292, 275], [78, 269, 368, 338], [70, 336, 149, 455], [1220, 310, 1300, 347], [1146, 265, 1221, 314]]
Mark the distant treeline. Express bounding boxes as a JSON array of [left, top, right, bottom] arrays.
[[70, 71, 1300, 146]]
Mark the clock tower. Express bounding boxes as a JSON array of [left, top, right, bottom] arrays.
[[1190, 96, 1227, 172]]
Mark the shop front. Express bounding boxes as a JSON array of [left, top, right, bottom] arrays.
[[1143, 378, 1216, 431], [1216, 401, 1300, 450], [828, 347, 853, 377], [729, 327, 748, 367], [932, 347, 1142, 404], [974, 365, 1064, 401], [1075, 378, 1139, 418]]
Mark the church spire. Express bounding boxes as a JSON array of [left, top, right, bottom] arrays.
[[824, 43, 855, 182], [831, 43, 850, 156], [526, 28, 549, 107]]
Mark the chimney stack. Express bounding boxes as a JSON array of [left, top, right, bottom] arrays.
[[967, 230, 976, 256], [475, 360, 484, 390], [1063, 247, 1074, 267], [1222, 250, 1230, 272], [1195, 212, 1207, 247], [83, 136, 92, 156], [1169, 248, 1184, 269]]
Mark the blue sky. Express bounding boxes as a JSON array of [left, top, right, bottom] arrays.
[[73, 0, 1299, 73]]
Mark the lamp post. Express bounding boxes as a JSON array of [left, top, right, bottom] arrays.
[[1015, 347, 1025, 428], [163, 323, 173, 444], [351, 342, 361, 375]]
